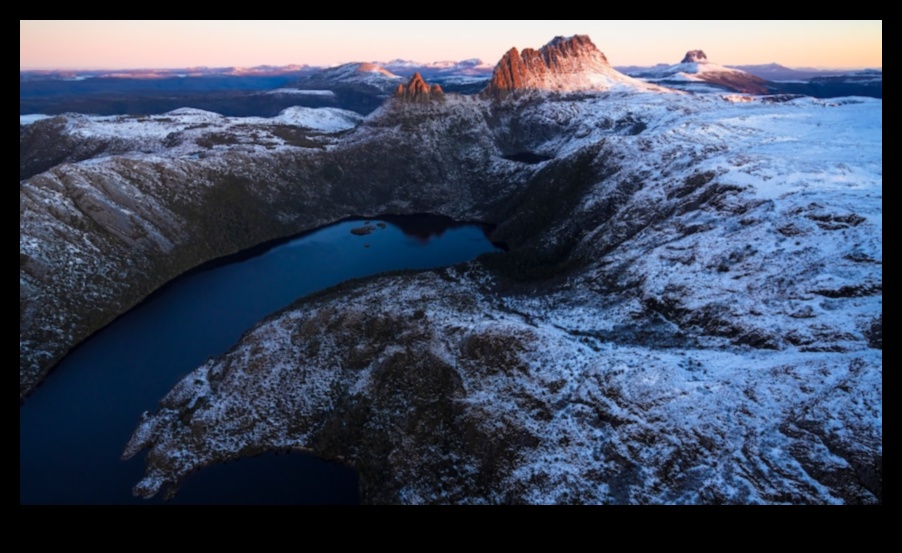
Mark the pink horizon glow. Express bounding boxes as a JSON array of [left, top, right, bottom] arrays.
[[20, 20, 883, 71]]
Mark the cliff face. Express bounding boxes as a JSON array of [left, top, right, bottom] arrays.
[[486, 35, 651, 94], [681, 49, 708, 63], [394, 72, 444, 102]]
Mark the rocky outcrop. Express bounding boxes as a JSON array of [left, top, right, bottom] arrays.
[[394, 72, 444, 102], [635, 49, 769, 95], [681, 50, 708, 63], [485, 35, 654, 94]]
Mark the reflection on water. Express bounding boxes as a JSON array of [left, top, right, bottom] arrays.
[[382, 213, 496, 243], [20, 214, 501, 504]]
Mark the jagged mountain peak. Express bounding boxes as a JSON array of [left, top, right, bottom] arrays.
[[486, 34, 662, 94], [394, 72, 444, 102], [681, 50, 708, 64], [542, 34, 609, 62]]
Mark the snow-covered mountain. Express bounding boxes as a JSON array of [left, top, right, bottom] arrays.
[[115, 90, 881, 505], [20, 107, 362, 181], [381, 57, 493, 78], [292, 62, 404, 95], [632, 50, 769, 94], [21, 34, 882, 504], [486, 35, 668, 94], [620, 61, 882, 98]]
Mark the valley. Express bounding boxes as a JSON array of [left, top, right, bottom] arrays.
[[21, 215, 496, 504], [20, 35, 882, 504]]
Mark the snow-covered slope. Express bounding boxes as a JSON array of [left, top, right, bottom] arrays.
[[19, 114, 52, 126], [19, 105, 370, 396], [292, 62, 404, 95], [62, 106, 360, 140], [271, 106, 363, 131], [382, 58, 494, 78], [121, 90, 882, 504], [635, 50, 769, 94], [19, 106, 362, 181], [19, 94, 511, 400]]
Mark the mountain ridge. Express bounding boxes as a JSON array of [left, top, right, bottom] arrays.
[[486, 35, 666, 94], [633, 49, 768, 94]]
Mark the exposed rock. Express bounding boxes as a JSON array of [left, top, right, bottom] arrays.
[[865, 315, 882, 350], [394, 72, 444, 102], [350, 224, 375, 236], [485, 35, 658, 94], [634, 49, 768, 94], [681, 50, 708, 63]]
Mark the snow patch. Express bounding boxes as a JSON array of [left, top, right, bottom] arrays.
[[20, 114, 52, 126], [264, 89, 335, 97]]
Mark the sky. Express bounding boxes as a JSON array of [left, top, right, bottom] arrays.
[[20, 20, 882, 71]]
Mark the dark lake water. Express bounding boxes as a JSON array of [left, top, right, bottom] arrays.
[[20, 214, 502, 504]]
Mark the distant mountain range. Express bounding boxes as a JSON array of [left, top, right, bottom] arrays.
[[623, 50, 768, 94], [22, 56, 879, 85], [20, 46, 882, 119], [615, 61, 880, 82]]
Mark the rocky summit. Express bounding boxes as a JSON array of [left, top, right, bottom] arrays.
[[682, 50, 709, 63], [635, 49, 769, 95], [486, 35, 655, 94], [394, 72, 444, 102]]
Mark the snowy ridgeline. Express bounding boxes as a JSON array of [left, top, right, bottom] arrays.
[[125, 268, 881, 504], [20, 105, 361, 132], [117, 91, 881, 504], [638, 60, 751, 80], [19, 106, 363, 160], [262, 89, 336, 97]]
